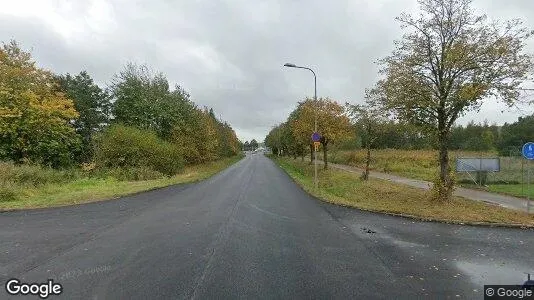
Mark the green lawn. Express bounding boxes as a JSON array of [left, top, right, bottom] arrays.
[[487, 184, 534, 199], [273, 156, 534, 226], [0, 156, 243, 211]]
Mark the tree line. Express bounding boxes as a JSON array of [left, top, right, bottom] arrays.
[[0, 41, 240, 174], [242, 139, 259, 151], [339, 117, 534, 155]]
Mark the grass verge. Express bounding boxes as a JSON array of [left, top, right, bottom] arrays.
[[486, 184, 534, 199], [0, 155, 243, 211], [328, 149, 534, 199], [272, 156, 534, 227]]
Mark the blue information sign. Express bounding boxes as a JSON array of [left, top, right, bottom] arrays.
[[522, 142, 534, 160], [311, 132, 321, 142]]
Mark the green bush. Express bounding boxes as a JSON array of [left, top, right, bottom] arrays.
[[94, 125, 184, 176]]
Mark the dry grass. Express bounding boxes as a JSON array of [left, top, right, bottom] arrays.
[[328, 149, 534, 198], [330, 149, 496, 181], [0, 155, 243, 211], [275, 156, 534, 226]]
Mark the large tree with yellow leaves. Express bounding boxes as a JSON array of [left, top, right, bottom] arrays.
[[377, 0, 533, 201], [0, 41, 80, 167], [292, 98, 352, 169]]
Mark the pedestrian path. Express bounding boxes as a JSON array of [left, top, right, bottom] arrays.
[[320, 161, 534, 213]]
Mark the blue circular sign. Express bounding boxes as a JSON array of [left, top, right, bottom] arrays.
[[522, 142, 534, 160], [311, 132, 321, 142]]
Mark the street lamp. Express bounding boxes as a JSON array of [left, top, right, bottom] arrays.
[[284, 62, 318, 189]]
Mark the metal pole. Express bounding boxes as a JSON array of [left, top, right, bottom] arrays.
[[313, 71, 318, 189], [528, 161, 531, 214], [522, 159, 525, 212], [477, 157, 484, 186], [283, 63, 318, 189]]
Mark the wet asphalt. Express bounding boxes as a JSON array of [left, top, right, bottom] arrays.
[[0, 153, 532, 299]]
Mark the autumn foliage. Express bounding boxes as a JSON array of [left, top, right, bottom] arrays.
[[266, 98, 352, 168], [376, 0, 533, 201], [0, 41, 240, 174], [0, 41, 81, 167]]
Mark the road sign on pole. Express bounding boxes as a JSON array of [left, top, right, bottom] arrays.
[[528, 166, 531, 214], [314, 141, 320, 152], [522, 142, 534, 160], [311, 132, 321, 142], [522, 142, 534, 214]]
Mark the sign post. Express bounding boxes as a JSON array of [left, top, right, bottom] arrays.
[[455, 158, 500, 186], [521, 142, 534, 213], [312, 132, 321, 189]]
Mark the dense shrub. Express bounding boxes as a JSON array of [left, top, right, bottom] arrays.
[[93, 125, 184, 176]]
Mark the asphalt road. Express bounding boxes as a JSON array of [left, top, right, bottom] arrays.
[[1, 153, 533, 299]]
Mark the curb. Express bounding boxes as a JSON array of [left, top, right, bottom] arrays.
[[273, 158, 534, 230]]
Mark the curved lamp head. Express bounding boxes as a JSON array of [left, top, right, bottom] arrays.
[[284, 63, 297, 68]]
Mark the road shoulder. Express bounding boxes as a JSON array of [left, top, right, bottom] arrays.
[[272, 156, 534, 228]]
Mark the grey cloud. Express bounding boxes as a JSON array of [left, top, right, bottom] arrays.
[[1, 0, 533, 142]]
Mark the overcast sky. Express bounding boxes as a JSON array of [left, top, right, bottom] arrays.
[[1, 0, 533, 142]]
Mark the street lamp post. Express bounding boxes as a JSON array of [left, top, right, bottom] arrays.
[[284, 63, 318, 189]]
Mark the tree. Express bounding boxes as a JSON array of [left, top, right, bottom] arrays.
[[244, 141, 250, 151], [278, 122, 299, 158], [292, 98, 352, 169], [56, 71, 111, 162], [0, 40, 81, 167], [265, 126, 282, 155], [377, 0, 533, 201], [171, 106, 221, 164], [481, 129, 495, 151], [217, 121, 240, 157], [347, 90, 387, 180], [287, 106, 308, 161], [250, 139, 259, 151], [497, 114, 534, 155], [111, 63, 200, 142], [111, 63, 240, 163], [111, 63, 175, 136]]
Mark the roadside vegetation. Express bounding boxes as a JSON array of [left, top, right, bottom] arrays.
[[273, 156, 534, 226], [266, 0, 533, 204], [0, 41, 243, 210], [0, 156, 242, 211], [326, 149, 534, 199]]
